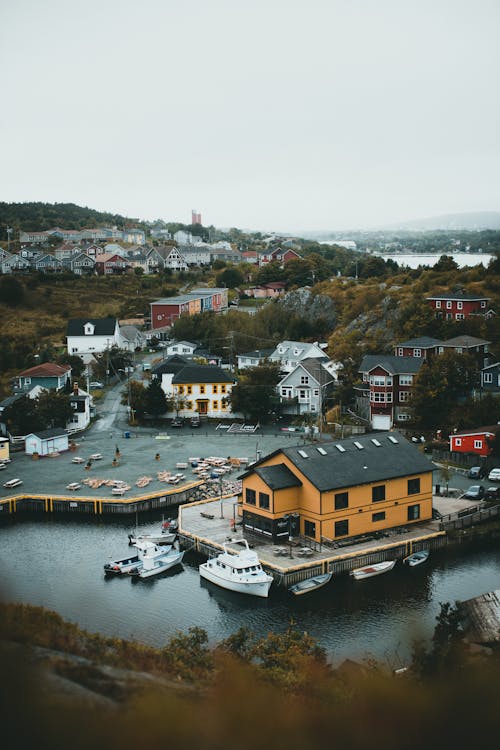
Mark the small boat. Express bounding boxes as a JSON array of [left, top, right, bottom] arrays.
[[199, 538, 273, 598], [404, 549, 430, 567], [104, 539, 170, 576], [128, 531, 177, 546], [128, 541, 184, 579], [161, 518, 179, 533], [289, 572, 332, 596], [350, 560, 396, 580]]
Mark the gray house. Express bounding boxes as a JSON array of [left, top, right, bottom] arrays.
[[278, 358, 336, 416], [481, 362, 500, 394]]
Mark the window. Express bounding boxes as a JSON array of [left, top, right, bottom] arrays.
[[446, 301, 452, 309], [300, 375, 309, 384], [221, 385, 226, 393], [299, 390, 308, 400], [399, 391, 410, 402], [258, 492, 270, 509], [372, 511, 386, 522], [371, 392, 393, 403], [399, 375, 413, 385], [456, 314, 464, 320], [200, 385, 205, 394], [178, 386, 184, 394], [413, 349, 421, 357], [397, 348, 404, 356], [370, 375, 392, 386], [187, 385, 192, 394], [408, 504, 420, 521], [408, 477, 420, 495], [455, 438, 462, 446], [435, 300, 441, 309], [474, 440, 482, 449], [245, 488, 256, 505], [186, 401, 193, 410], [457, 301, 463, 310], [335, 519, 349, 537], [483, 372, 492, 384], [213, 400, 218, 410], [372, 485, 386, 502], [335, 491, 349, 510], [213, 385, 218, 393], [304, 520, 316, 538], [481, 300, 486, 308]]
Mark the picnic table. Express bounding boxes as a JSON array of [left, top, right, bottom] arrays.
[[71, 457, 84, 464], [3, 478, 23, 488], [66, 483, 81, 491], [89, 453, 103, 460]]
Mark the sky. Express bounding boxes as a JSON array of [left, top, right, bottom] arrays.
[[1, 0, 499, 233]]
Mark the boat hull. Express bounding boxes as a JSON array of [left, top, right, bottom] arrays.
[[200, 563, 272, 598], [289, 572, 332, 596], [130, 550, 184, 579], [350, 560, 396, 580], [104, 555, 140, 575], [404, 550, 429, 567]]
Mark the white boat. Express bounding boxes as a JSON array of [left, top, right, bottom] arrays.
[[289, 572, 332, 596], [350, 560, 396, 580], [404, 549, 429, 567], [128, 541, 184, 579], [128, 531, 177, 546], [104, 539, 171, 576], [199, 539, 273, 598]]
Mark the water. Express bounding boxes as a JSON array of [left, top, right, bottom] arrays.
[[1, 515, 498, 665], [377, 252, 494, 269]]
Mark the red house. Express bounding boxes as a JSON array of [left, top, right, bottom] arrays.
[[94, 253, 129, 275], [426, 292, 491, 320], [357, 355, 424, 430], [449, 426, 497, 457], [259, 247, 303, 266], [394, 337, 443, 359]]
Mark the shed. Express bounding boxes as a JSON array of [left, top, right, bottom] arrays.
[[24, 429, 69, 456]]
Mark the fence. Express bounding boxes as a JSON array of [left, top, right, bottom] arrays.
[[439, 504, 500, 531]]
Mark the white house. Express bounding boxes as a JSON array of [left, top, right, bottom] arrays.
[[237, 349, 275, 370], [278, 358, 336, 416], [66, 318, 122, 355], [163, 246, 188, 271], [24, 428, 69, 456], [67, 385, 92, 432], [165, 341, 198, 356]]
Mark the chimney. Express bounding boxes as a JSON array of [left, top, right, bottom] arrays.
[[73, 381, 79, 395]]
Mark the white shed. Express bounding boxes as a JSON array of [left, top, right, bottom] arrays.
[[25, 429, 69, 456]]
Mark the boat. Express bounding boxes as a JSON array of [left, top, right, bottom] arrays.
[[128, 531, 177, 546], [199, 538, 273, 598], [104, 539, 171, 576], [350, 560, 396, 580], [161, 518, 178, 533], [289, 572, 332, 596], [404, 549, 429, 567], [128, 541, 184, 579]]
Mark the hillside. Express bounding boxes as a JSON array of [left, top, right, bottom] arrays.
[[0, 201, 145, 234]]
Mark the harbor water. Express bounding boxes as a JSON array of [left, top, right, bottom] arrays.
[[1, 515, 499, 665]]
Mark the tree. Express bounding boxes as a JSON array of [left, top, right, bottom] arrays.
[[145, 378, 167, 418], [123, 381, 148, 420], [2, 395, 42, 435], [216, 267, 244, 288], [229, 364, 281, 422], [0, 276, 24, 306], [35, 390, 73, 429]]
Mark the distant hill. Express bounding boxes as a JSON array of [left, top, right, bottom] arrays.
[[0, 201, 146, 234], [383, 212, 500, 232]]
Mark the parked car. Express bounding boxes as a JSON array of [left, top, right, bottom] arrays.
[[190, 416, 201, 428], [468, 466, 482, 479], [463, 485, 485, 500], [488, 468, 500, 482], [171, 417, 184, 428], [89, 381, 104, 389], [485, 486, 500, 501]]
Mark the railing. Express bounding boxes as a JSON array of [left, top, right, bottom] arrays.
[[439, 504, 500, 531]]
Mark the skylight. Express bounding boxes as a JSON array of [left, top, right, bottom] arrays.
[[371, 439, 382, 447], [388, 435, 399, 444], [353, 441, 364, 450], [316, 447, 327, 455], [335, 444, 346, 452], [298, 449, 308, 458]]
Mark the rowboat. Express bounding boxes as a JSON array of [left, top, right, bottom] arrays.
[[289, 572, 332, 596], [404, 549, 429, 567], [350, 560, 396, 580]]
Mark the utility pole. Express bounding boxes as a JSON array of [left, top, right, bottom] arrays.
[[6, 227, 12, 254]]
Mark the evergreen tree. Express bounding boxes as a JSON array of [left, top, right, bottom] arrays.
[[145, 378, 167, 418]]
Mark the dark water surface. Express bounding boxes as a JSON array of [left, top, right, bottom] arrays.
[[1, 515, 499, 665]]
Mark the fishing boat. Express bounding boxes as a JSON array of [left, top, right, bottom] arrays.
[[289, 572, 332, 596], [104, 539, 171, 576], [128, 540, 184, 579], [404, 549, 429, 567], [199, 538, 273, 598], [350, 560, 396, 580], [128, 531, 177, 546]]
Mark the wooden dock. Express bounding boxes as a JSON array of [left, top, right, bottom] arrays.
[[459, 590, 500, 646]]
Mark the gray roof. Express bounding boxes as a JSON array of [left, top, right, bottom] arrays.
[[441, 336, 491, 348], [66, 318, 117, 336], [396, 337, 443, 348], [426, 292, 489, 301], [172, 365, 234, 384], [241, 431, 434, 493], [299, 358, 335, 385], [239, 348, 274, 359], [254, 464, 303, 490], [26, 428, 68, 440], [152, 355, 190, 376], [359, 355, 424, 375]]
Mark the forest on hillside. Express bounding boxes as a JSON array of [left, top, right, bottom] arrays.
[[0, 201, 145, 234]]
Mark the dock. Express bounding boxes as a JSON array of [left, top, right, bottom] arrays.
[[459, 590, 500, 646]]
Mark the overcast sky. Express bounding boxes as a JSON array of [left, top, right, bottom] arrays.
[[1, 0, 499, 233]]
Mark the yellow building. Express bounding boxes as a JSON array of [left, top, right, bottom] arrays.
[[239, 431, 434, 544], [0, 437, 10, 464]]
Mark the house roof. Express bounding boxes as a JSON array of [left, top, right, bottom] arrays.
[[254, 464, 303, 490], [172, 365, 234, 384], [18, 362, 71, 378], [120, 325, 143, 341], [152, 355, 190, 376], [66, 318, 118, 336], [239, 348, 274, 359], [441, 336, 491, 348], [270, 340, 327, 360], [482, 362, 500, 371], [395, 337, 443, 349], [240, 431, 434, 493], [451, 425, 498, 438], [359, 355, 424, 375], [26, 428, 68, 440]]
